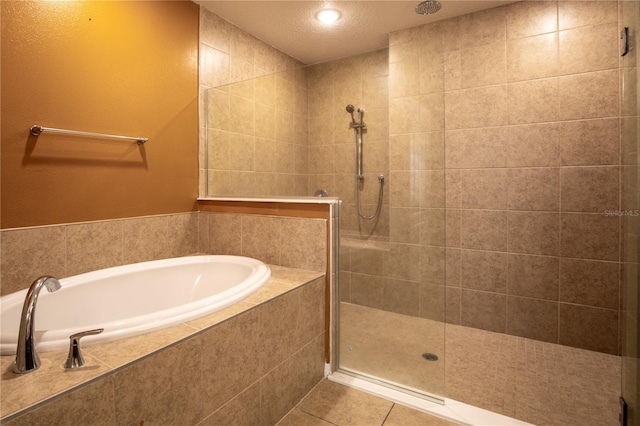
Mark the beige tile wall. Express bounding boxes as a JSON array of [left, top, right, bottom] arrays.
[[199, 212, 327, 273], [5, 277, 326, 425], [337, 32, 447, 330], [307, 49, 390, 238], [1, 209, 328, 424], [386, 1, 622, 355], [1, 211, 326, 296], [199, 8, 309, 197], [197, 2, 626, 355], [0, 213, 199, 296], [339, 1, 627, 356]]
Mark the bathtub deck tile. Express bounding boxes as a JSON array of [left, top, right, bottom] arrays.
[[0, 349, 111, 419], [243, 266, 324, 306], [82, 324, 197, 369], [245, 282, 297, 306], [1, 265, 325, 421], [186, 300, 256, 330], [269, 265, 325, 286]]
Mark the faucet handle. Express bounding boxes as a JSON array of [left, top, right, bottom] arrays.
[[64, 328, 103, 369]]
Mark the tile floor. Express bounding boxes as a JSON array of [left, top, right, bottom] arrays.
[[336, 303, 622, 426], [278, 379, 460, 426]]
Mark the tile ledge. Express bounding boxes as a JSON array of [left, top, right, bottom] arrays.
[[198, 196, 340, 204]]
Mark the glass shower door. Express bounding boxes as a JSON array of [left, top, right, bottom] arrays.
[[337, 32, 446, 401]]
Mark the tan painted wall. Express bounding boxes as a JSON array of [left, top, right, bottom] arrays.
[[1, 1, 199, 228]]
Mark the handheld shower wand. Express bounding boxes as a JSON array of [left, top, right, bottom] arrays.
[[346, 104, 365, 128], [346, 104, 357, 126], [346, 104, 384, 221]]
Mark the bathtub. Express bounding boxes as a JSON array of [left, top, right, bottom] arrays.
[[0, 255, 271, 355]]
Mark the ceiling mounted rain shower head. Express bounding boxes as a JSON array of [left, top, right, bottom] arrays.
[[415, 0, 442, 15]]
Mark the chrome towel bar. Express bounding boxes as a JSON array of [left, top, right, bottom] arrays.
[[30, 125, 148, 145]]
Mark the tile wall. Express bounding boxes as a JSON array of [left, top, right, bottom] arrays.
[[199, 8, 309, 197], [307, 49, 391, 238], [1, 210, 327, 424], [198, 211, 327, 273], [0, 213, 199, 296], [1, 211, 326, 295], [329, 1, 626, 356], [322, 43, 448, 325], [388, 1, 622, 354], [198, 2, 625, 355]]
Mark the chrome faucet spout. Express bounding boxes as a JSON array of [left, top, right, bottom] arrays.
[[13, 276, 61, 374]]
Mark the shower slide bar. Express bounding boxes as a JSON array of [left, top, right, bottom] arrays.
[[346, 104, 384, 221], [30, 125, 148, 145]]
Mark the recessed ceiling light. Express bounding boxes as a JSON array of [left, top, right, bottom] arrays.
[[315, 8, 341, 24]]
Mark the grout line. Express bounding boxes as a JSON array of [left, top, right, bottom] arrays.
[[380, 403, 395, 426]]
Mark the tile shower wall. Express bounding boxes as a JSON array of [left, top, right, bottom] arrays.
[[307, 49, 391, 238], [199, 9, 309, 197], [197, 2, 623, 355], [389, 1, 622, 355], [305, 51, 425, 327], [323, 46, 447, 326]]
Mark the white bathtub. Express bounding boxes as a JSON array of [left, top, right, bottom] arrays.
[[0, 255, 271, 355]]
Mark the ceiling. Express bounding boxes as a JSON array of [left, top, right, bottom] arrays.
[[196, 1, 514, 65]]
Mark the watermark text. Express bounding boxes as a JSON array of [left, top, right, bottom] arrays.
[[604, 210, 639, 217]]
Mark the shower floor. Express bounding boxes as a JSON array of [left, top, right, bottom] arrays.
[[339, 302, 621, 426], [340, 302, 446, 396]]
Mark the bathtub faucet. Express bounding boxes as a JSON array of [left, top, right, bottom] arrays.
[[13, 276, 62, 374]]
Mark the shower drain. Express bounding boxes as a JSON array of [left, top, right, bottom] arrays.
[[421, 352, 439, 361]]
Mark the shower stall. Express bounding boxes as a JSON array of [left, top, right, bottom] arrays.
[[203, 1, 639, 424]]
